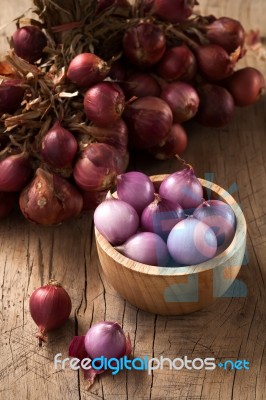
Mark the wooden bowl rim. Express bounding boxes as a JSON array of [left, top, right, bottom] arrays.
[[95, 175, 247, 277]]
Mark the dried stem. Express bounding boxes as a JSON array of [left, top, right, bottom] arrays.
[[0, 0, 212, 167]]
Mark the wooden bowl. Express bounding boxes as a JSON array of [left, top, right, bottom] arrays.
[[95, 175, 247, 315]]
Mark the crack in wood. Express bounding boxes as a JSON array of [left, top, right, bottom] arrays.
[[1, 256, 7, 319], [48, 231, 54, 280], [37, 238, 45, 286], [101, 379, 105, 400], [83, 253, 88, 315], [230, 337, 244, 400], [132, 308, 139, 358], [245, 299, 259, 344], [149, 314, 157, 400], [121, 299, 126, 329], [97, 268, 106, 321], [25, 230, 33, 297]]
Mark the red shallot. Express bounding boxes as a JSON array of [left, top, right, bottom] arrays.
[[149, 124, 188, 160], [193, 199, 236, 254], [73, 143, 118, 191], [161, 82, 199, 123], [20, 168, 83, 225], [123, 96, 173, 149], [29, 280, 72, 344], [12, 26, 47, 63], [167, 218, 217, 265], [116, 171, 155, 214], [41, 121, 78, 168], [116, 232, 170, 266], [159, 167, 203, 212], [94, 197, 139, 245], [141, 194, 185, 239], [84, 82, 125, 126], [67, 53, 110, 87], [0, 152, 32, 192], [123, 22, 166, 67]]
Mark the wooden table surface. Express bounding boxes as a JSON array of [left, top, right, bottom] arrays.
[[0, 1, 266, 399]]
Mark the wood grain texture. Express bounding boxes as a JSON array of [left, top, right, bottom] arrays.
[[0, 1, 266, 399]]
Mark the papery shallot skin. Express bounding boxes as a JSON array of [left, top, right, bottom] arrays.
[[0, 152, 32, 192], [123, 96, 173, 149], [69, 322, 132, 389], [195, 44, 235, 81], [225, 67, 265, 107], [159, 167, 203, 211], [12, 26, 47, 63], [116, 171, 155, 214], [94, 198, 139, 245], [141, 195, 186, 239], [193, 199, 236, 254], [41, 121, 78, 168], [196, 84, 235, 127], [88, 119, 128, 153], [0, 79, 25, 114], [19, 168, 83, 225], [157, 45, 197, 82], [116, 232, 170, 266], [167, 218, 217, 265], [29, 281, 72, 343], [73, 143, 119, 191], [149, 124, 188, 160], [161, 82, 199, 123], [67, 53, 110, 87], [205, 17, 245, 55], [84, 321, 128, 359], [84, 82, 125, 126], [123, 73, 161, 99], [123, 22, 166, 68]]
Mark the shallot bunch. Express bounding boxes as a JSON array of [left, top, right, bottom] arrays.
[[0, 0, 263, 225]]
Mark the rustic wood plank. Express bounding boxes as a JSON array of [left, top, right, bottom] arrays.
[[0, 0, 266, 399]]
